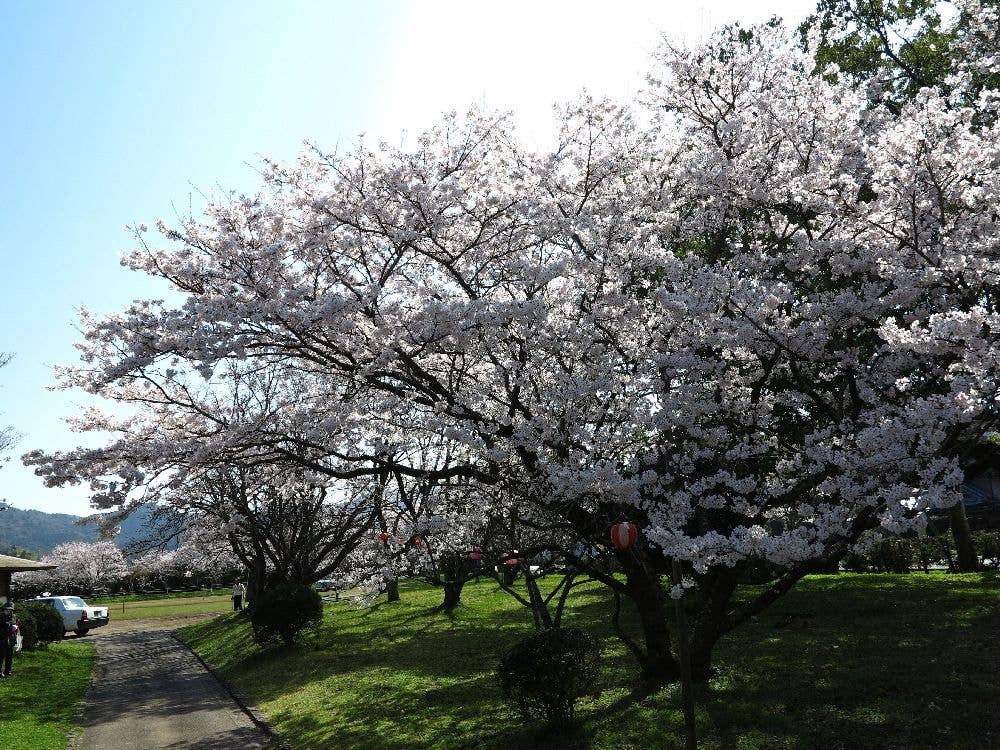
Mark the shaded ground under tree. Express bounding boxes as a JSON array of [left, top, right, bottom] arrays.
[[181, 573, 1000, 750]]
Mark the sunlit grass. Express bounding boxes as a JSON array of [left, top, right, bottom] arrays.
[[90, 588, 231, 604], [0, 640, 94, 750], [180, 573, 1000, 749], [91, 594, 233, 621]]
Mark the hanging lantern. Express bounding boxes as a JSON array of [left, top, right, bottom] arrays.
[[413, 536, 422, 546], [378, 532, 390, 543], [610, 521, 639, 550]]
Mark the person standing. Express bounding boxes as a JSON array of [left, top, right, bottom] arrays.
[[0, 602, 19, 678], [231, 581, 247, 611]]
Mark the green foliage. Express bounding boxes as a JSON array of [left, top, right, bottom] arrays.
[[0, 541, 40, 559], [847, 530, 1000, 573], [17, 602, 65, 647], [498, 627, 601, 726], [843, 550, 872, 573], [873, 537, 915, 573], [801, 0, 1000, 119], [801, 0, 954, 106], [250, 583, 323, 647], [974, 530, 1000, 565], [0, 641, 94, 750], [15, 607, 39, 651], [847, 536, 924, 572]]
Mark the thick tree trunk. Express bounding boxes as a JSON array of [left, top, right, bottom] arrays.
[[438, 553, 468, 610], [501, 564, 517, 586], [686, 569, 738, 682], [441, 579, 464, 610], [247, 555, 266, 608], [950, 501, 979, 572], [620, 558, 677, 688], [386, 579, 400, 602]]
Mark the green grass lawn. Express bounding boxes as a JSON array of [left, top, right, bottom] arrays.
[[0, 641, 94, 750], [92, 593, 233, 621], [179, 573, 1000, 750], [91, 588, 231, 604]]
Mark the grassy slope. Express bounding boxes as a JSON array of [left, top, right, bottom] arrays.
[[179, 573, 1000, 750], [0, 641, 94, 750]]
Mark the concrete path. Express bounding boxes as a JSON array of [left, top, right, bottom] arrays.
[[74, 628, 271, 750]]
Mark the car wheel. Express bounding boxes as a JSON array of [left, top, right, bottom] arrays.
[[74, 629, 89, 636]]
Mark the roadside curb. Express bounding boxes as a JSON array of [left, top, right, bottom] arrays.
[[171, 631, 290, 750]]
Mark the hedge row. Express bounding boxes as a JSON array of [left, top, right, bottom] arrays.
[[845, 531, 1000, 573]]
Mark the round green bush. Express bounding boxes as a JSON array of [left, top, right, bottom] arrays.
[[975, 531, 1000, 565], [14, 607, 40, 651], [498, 627, 601, 726], [876, 538, 914, 573], [17, 602, 65, 647], [250, 583, 323, 647], [844, 551, 871, 573]]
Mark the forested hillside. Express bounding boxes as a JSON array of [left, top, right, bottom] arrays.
[[0, 504, 158, 556]]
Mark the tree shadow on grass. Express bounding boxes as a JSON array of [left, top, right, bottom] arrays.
[[700, 573, 1000, 750], [190, 574, 1000, 750]]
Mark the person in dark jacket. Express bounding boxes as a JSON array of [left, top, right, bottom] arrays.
[[0, 602, 18, 677]]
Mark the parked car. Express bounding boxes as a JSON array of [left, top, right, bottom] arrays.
[[315, 579, 335, 592], [29, 596, 110, 636]]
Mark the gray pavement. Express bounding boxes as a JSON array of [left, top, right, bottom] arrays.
[[74, 628, 271, 750]]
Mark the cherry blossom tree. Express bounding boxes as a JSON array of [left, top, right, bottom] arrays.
[[131, 520, 240, 591], [16, 541, 129, 595], [28, 19, 1000, 686], [25, 367, 381, 597], [803, 0, 1000, 571]]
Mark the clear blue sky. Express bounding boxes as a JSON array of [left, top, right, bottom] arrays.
[[0, 0, 815, 516]]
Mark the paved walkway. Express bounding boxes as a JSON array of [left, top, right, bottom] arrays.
[[75, 628, 271, 750]]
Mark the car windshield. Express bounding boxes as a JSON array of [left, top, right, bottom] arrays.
[[61, 597, 88, 608]]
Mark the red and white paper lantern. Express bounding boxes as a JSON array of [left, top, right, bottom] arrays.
[[610, 522, 639, 550]]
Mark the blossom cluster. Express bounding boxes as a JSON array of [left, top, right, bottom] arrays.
[[24, 18, 1000, 593]]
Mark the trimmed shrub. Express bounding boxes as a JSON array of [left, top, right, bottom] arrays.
[[15, 608, 40, 651], [17, 602, 65, 647], [974, 531, 1000, 566], [875, 538, 914, 573], [844, 552, 871, 573], [498, 627, 601, 726], [250, 583, 323, 647]]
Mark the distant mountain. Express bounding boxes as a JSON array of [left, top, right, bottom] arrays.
[[0, 504, 161, 557], [0, 507, 96, 555]]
